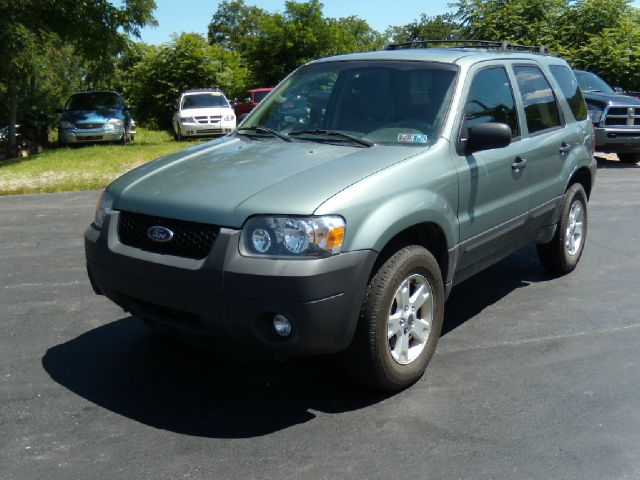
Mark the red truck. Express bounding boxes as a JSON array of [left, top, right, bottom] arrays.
[[234, 88, 273, 119]]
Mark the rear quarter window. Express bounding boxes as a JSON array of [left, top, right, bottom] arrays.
[[549, 65, 588, 121], [514, 66, 562, 134]]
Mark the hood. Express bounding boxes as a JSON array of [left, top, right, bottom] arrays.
[[179, 107, 232, 117], [108, 136, 428, 227], [583, 91, 640, 108], [61, 108, 122, 124]]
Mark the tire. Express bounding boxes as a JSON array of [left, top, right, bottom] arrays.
[[173, 123, 182, 141], [617, 153, 640, 164], [537, 183, 588, 274], [346, 245, 444, 391], [130, 134, 135, 142]]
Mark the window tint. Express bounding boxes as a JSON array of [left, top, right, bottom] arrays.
[[182, 93, 229, 109], [514, 66, 562, 133], [549, 66, 588, 121], [464, 67, 518, 137]]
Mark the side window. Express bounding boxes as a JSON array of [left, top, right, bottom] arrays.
[[464, 67, 519, 137], [549, 65, 588, 121], [513, 66, 562, 133]]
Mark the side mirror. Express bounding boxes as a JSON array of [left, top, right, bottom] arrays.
[[613, 86, 624, 93], [466, 122, 512, 154], [244, 97, 251, 103]]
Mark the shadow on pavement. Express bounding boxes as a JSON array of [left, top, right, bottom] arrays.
[[595, 155, 640, 169], [43, 246, 551, 438]]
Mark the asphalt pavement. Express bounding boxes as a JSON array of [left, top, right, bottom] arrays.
[[1, 157, 640, 480]]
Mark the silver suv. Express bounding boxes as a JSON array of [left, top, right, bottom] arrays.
[[86, 41, 596, 391]]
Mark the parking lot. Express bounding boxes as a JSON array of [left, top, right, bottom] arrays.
[[1, 158, 640, 480]]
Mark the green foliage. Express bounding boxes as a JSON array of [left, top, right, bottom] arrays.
[[208, 0, 384, 86], [450, 0, 640, 89], [387, 14, 460, 44], [0, 0, 157, 154], [125, 33, 250, 128], [452, 0, 567, 46]]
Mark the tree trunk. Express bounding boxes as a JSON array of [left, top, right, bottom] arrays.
[[7, 78, 18, 157]]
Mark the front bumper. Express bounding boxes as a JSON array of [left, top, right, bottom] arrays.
[[85, 211, 377, 355], [179, 121, 236, 137], [594, 126, 640, 153], [60, 128, 124, 144]]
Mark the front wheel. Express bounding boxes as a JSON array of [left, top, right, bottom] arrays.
[[617, 153, 640, 164], [346, 245, 444, 391], [537, 183, 588, 274]]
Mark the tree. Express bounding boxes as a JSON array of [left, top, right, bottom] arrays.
[[208, 0, 383, 86], [125, 34, 250, 128], [450, 0, 640, 89], [452, 0, 567, 46], [0, 0, 156, 156], [387, 14, 459, 45], [207, 0, 267, 50]]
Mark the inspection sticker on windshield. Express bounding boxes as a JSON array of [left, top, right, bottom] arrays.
[[398, 133, 428, 144]]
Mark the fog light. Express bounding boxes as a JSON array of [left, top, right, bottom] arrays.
[[273, 314, 292, 337]]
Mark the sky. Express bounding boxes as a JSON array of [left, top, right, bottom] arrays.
[[139, 0, 454, 44]]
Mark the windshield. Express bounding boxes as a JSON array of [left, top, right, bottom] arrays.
[[574, 71, 614, 94], [66, 92, 121, 110], [254, 90, 271, 102], [242, 60, 457, 146], [181, 93, 229, 109]]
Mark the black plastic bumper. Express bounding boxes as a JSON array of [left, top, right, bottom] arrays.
[[85, 212, 377, 355]]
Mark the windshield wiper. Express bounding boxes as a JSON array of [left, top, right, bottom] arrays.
[[237, 125, 292, 142], [289, 129, 374, 147]]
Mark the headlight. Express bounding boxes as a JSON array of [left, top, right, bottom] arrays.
[[223, 114, 235, 122], [106, 118, 124, 129], [60, 121, 74, 129], [94, 191, 114, 229], [180, 116, 195, 124], [588, 109, 602, 124], [241, 216, 345, 258]]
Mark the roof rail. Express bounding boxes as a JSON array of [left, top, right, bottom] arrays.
[[386, 40, 548, 54]]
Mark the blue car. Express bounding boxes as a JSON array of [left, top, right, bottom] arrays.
[[58, 90, 136, 145]]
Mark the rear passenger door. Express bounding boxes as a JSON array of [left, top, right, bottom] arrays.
[[510, 63, 581, 228], [453, 64, 532, 273]]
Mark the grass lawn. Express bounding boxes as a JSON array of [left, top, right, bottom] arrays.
[[0, 129, 204, 196]]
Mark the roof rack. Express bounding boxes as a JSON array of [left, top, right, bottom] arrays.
[[386, 40, 548, 54]]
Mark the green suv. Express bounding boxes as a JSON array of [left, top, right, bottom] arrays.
[[85, 42, 596, 391]]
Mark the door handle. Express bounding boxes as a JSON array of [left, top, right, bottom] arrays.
[[512, 157, 528, 170], [559, 142, 572, 154]]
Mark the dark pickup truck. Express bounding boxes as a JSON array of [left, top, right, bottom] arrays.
[[574, 69, 640, 164]]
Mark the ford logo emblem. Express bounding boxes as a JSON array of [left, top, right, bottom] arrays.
[[147, 226, 174, 243]]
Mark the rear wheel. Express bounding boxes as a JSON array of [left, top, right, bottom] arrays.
[[347, 245, 444, 391], [537, 183, 588, 274], [617, 153, 640, 164]]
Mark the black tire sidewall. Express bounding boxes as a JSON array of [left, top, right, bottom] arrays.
[[364, 246, 444, 390], [618, 153, 640, 164], [557, 184, 588, 271]]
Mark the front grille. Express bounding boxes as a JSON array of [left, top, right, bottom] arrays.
[[75, 122, 104, 129], [118, 211, 219, 259], [194, 116, 222, 124], [604, 107, 640, 126], [77, 135, 103, 141]]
